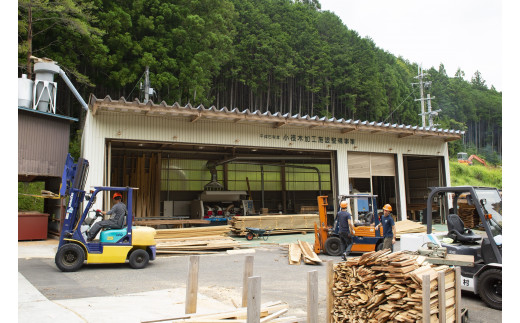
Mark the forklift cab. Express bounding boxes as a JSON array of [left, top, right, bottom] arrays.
[[426, 186, 502, 309]]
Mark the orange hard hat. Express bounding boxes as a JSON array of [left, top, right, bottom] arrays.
[[113, 192, 123, 199], [383, 204, 392, 211], [340, 201, 348, 208]]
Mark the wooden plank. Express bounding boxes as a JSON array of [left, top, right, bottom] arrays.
[[185, 256, 199, 314], [288, 243, 302, 265], [438, 270, 446, 323], [307, 270, 318, 323], [455, 267, 461, 323], [326, 260, 334, 323], [424, 254, 474, 267], [260, 309, 288, 323], [297, 240, 322, 263], [248, 276, 261, 323], [135, 219, 210, 225], [243, 255, 254, 307], [422, 274, 431, 323]]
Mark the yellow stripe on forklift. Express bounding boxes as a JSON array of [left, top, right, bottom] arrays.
[[87, 246, 132, 264]]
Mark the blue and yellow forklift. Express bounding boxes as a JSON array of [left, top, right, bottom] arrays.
[[55, 154, 156, 272]]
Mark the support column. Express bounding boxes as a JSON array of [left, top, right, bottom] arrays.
[[396, 153, 407, 221], [336, 149, 349, 196]]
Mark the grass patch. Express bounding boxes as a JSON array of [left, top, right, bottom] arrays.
[[18, 182, 45, 212], [449, 161, 502, 189]]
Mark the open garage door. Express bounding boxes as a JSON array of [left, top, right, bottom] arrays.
[[404, 156, 447, 223], [107, 140, 335, 222]]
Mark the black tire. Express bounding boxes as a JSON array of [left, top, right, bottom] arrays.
[[324, 236, 343, 256], [376, 241, 384, 251], [246, 232, 254, 241], [478, 268, 502, 310], [55, 244, 85, 272], [129, 249, 150, 269]]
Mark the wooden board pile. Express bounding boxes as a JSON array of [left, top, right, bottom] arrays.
[[156, 235, 244, 255], [331, 250, 457, 323], [457, 200, 480, 229], [143, 300, 301, 323], [395, 220, 428, 239], [288, 240, 322, 265], [155, 225, 231, 239], [111, 153, 161, 219], [230, 214, 319, 236]]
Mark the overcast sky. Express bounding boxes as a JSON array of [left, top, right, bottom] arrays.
[[318, 0, 502, 91]]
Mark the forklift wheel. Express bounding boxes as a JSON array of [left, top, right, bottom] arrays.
[[324, 237, 343, 256], [376, 241, 384, 251], [55, 244, 85, 272], [246, 232, 254, 241], [129, 249, 150, 269], [478, 268, 502, 310]]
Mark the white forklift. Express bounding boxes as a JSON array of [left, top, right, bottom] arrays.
[[426, 186, 502, 310]]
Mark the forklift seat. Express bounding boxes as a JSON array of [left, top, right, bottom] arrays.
[[447, 214, 482, 243]]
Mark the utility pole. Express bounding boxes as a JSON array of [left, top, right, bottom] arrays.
[[413, 65, 440, 128], [413, 66, 427, 127], [144, 66, 150, 103]]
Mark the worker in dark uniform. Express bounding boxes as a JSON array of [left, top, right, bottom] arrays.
[[337, 200, 355, 260], [87, 192, 127, 241], [375, 204, 396, 251]]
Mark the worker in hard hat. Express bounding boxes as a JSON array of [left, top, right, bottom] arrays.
[[87, 192, 127, 241], [337, 200, 355, 260], [375, 204, 396, 251]]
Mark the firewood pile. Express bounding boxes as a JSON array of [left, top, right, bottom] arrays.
[[331, 250, 457, 323]]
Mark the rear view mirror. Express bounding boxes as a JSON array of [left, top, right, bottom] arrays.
[[466, 195, 473, 206], [480, 198, 487, 205]]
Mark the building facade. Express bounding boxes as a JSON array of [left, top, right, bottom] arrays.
[[82, 95, 462, 222]]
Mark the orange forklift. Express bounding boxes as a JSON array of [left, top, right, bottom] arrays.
[[314, 195, 384, 256]]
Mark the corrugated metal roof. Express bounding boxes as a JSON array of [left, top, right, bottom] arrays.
[[88, 94, 464, 141]]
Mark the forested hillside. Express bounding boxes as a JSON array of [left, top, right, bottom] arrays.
[[18, 0, 501, 162]]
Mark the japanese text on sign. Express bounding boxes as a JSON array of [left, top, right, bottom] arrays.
[[259, 134, 355, 145]]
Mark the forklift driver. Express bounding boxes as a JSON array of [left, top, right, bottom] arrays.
[[338, 201, 355, 261], [87, 192, 127, 242], [375, 204, 396, 251]]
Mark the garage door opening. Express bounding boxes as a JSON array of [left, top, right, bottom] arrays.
[[404, 155, 447, 224], [107, 140, 335, 224]]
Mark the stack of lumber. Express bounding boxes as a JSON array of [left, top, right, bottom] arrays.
[[111, 153, 161, 219], [155, 225, 231, 239], [230, 214, 319, 236], [331, 250, 457, 322], [457, 197, 480, 228], [288, 240, 322, 265], [156, 235, 244, 254], [395, 220, 428, 239], [143, 301, 300, 323]]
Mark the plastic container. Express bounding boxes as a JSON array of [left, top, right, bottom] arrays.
[[18, 212, 49, 240]]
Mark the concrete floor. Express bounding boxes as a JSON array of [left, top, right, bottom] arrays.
[[17, 234, 502, 322]]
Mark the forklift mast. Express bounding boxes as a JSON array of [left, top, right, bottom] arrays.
[[58, 154, 90, 248]]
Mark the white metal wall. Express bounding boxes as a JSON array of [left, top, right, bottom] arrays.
[[81, 110, 449, 218]]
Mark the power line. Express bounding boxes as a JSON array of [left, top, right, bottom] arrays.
[[383, 88, 416, 123]]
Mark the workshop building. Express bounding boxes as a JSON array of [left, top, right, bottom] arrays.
[[82, 95, 463, 224]]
